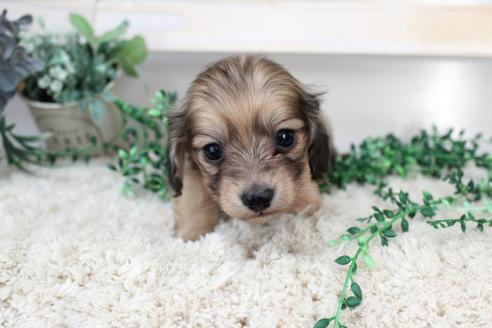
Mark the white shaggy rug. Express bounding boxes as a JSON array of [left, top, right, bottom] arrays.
[[1, 160, 491, 328]]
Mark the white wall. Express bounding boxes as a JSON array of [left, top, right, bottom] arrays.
[[4, 1, 492, 151], [5, 52, 492, 151]]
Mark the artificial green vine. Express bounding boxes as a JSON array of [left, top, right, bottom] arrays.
[[314, 129, 492, 328], [108, 90, 176, 198]]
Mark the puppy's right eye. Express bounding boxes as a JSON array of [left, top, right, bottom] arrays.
[[275, 129, 295, 150], [203, 143, 223, 162]]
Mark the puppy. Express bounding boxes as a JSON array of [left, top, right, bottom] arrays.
[[167, 55, 336, 241]]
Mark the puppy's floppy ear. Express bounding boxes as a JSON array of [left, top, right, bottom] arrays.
[[166, 104, 187, 197], [299, 88, 337, 182]]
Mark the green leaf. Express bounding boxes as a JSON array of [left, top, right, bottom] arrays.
[[327, 239, 339, 247], [97, 20, 129, 45], [122, 181, 135, 197], [69, 13, 95, 45], [383, 210, 394, 218], [399, 191, 408, 204], [88, 99, 105, 123], [148, 109, 161, 117], [340, 235, 351, 242], [401, 218, 409, 232], [129, 146, 138, 157], [335, 255, 351, 265], [423, 191, 434, 202], [119, 59, 138, 77], [313, 318, 331, 328], [347, 227, 361, 235], [421, 206, 436, 218], [382, 228, 397, 238], [118, 149, 128, 159], [98, 91, 115, 102], [116, 36, 148, 77], [351, 282, 362, 300], [375, 213, 385, 222], [460, 220, 467, 233], [346, 296, 361, 308], [14, 132, 51, 142]]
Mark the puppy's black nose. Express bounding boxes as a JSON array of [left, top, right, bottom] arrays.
[[240, 185, 275, 212]]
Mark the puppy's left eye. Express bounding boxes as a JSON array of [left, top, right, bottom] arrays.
[[203, 143, 223, 162], [275, 129, 295, 150]]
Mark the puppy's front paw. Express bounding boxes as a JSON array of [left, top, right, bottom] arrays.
[[174, 212, 220, 241], [174, 225, 206, 241]]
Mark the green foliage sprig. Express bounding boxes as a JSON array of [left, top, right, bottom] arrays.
[[0, 115, 98, 170], [315, 129, 492, 328], [108, 90, 176, 198]]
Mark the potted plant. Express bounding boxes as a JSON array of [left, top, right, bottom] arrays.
[[20, 14, 148, 152]]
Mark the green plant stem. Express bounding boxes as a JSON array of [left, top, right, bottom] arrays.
[[428, 216, 492, 231], [323, 187, 492, 328], [331, 212, 406, 328], [332, 248, 361, 328]]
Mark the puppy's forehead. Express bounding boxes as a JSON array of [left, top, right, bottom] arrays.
[[190, 95, 298, 134], [188, 56, 303, 139]]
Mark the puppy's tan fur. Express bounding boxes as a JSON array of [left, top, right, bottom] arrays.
[[167, 55, 335, 241]]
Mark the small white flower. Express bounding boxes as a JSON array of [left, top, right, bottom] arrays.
[[49, 66, 68, 81], [50, 80, 63, 93], [58, 69, 68, 81], [49, 66, 60, 77], [95, 64, 106, 73], [37, 75, 51, 89]]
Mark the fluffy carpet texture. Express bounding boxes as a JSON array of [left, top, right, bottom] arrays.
[[0, 161, 491, 328]]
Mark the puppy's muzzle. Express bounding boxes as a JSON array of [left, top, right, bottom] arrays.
[[240, 184, 275, 212]]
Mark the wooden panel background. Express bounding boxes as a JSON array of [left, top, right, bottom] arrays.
[[3, 0, 492, 57]]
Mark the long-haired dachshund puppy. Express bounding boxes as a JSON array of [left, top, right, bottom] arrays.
[[167, 55, 336, 241]]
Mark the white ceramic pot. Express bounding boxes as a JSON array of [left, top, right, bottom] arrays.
[[23, 79, 123, 153]]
